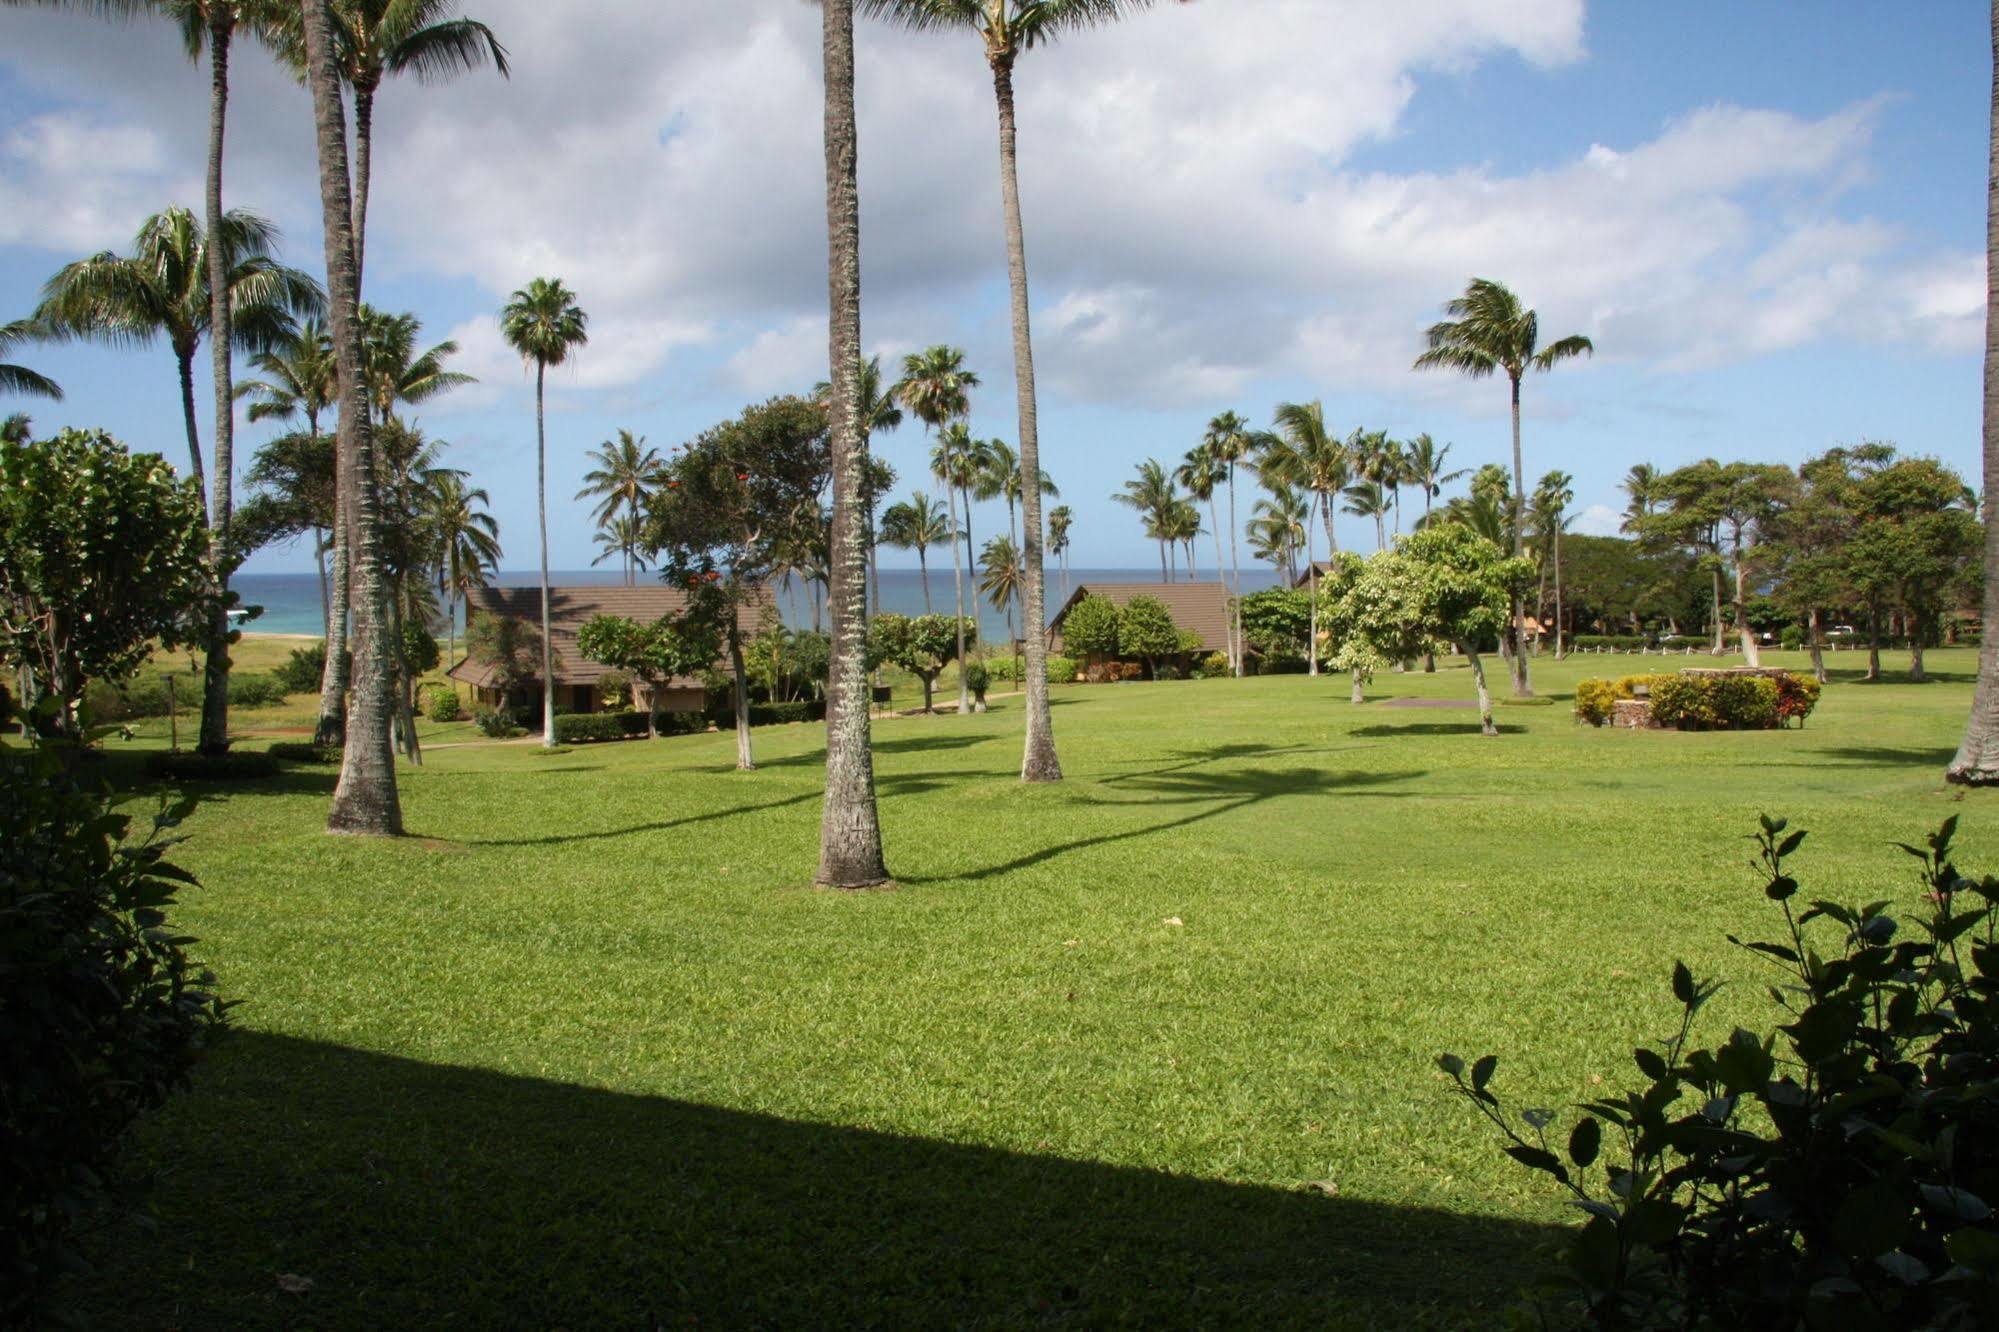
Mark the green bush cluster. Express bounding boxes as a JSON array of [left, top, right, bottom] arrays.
[[1045, 654, 1078, 684], [2, 730, 229, 1322], [1774, 671, 1822, 725], [273, 643, 331, 694], [473, 706, 526, 739], [1779, 624, 1806, 649], [1568, 634, 1649, 651], [552, 711, 653, 744], [708, 699, 825, 727], [1649, 674, 1779, 730], [1573, 674, 1678, 727], [142, 750, 281, 782], [963, 661, 990, 699], [1200, 652, 1229, 677], [1444, 816, 1999, 1329], [228, 674, 288, 708], [266, 741, 340, 764], [425, 686, 463, 723]]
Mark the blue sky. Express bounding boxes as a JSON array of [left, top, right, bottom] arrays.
[[0, 1, 1985, 575]]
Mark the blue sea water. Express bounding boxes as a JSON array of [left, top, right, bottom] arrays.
[[232, 567, 1285, 640]]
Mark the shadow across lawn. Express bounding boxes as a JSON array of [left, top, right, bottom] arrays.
[[71, 1032, 1554, 1328], [1350, 722, 1527, 737], [1799, 745, 1958, 769]]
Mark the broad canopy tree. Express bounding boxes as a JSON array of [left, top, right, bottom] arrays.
[[576, 602, 721, 738], [869, 611, 976, 714]]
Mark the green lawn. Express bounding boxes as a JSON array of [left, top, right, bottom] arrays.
[[70, 648, 1994, 1327]]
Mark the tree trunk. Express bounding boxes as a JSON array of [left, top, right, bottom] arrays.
[[1507, 373, 1532, 697], [198, 15, 236, 756], [176, 347, 206, 493], [1733, 538, 1761, 667], [306, 0, 400, 836], [1228, 471, 1244, 676], [918, 544, 932, 613], [1912, 620, 1929, 683], [315, 502, 350, 745], [536, 362, 556, 748], [1158, 538, 1167, 582], [1710, 566, 1726, 654], [1868, 610, 1883, 681], [315, 526, 331, 636], [949, 481, 968, 714], [352, 86, 373, 290], [1306, 497, 1319, 677], [815, 0, 889, 887], [1464, 642, 1498, 736], [1206, 491, 1229, 665], [388, 590, 422, 765], [729, 618, 754, 771], [1953, 0, 1999, 781], [1350, 668, 1363, 704], [1552, 524, 1564, 660], [1808, 607, 1827, 684]]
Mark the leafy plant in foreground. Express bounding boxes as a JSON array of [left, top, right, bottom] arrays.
[[1442, 816, 1999, 1329]]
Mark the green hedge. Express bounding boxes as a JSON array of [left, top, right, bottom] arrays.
[[142, 750, 280, 782], [1046, 654, 1078, 684], [708, 699, 825, 727], [552, 711, 653, 744], [266, 741, 340, 764], [1650, 674, 1778, 730]]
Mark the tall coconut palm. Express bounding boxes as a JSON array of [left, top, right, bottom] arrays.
[[1176, 444, 1229, 652], [898, 344, 980, 713], [816, 0, 889, 885], [426, 468, 499, 668], [1114, 458, 1178, 579], [861, 0, 1161, 780], [358, 305, 473, 421], [1414, 276, 1594, 698], [1, 413, 32, 443], [302, 0, 399, 833], [1531, 469, 1574, 658], [0, 318, 62, 400], [499, 276, 588, 749], [996, 439, 1059, 552], [589, 514, 651, 586], [1266, 402, 1349, 675], [1204, 409, 1256, 675], [1250, 483, 1307, 583], [979, 533, 1024, 678], [1621, 462, 1660, 532], [879, 491, 953, 613], [1341, 481, 1390, 551], [1047, 503, 1072, 603], [1404, 433, 1465, 521], [237, 317, 335, 431], [576, 429, 664, 584]]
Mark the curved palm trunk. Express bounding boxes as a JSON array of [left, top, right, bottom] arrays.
[[306, 0, 400, 836], [315, 527, 331, 634], [1952, 1, 1999, 782], [1305, 494, 1319, 676], [536, 362, 556, 748], [1552, 524, 1565, 659], [1463, 642, 1498, 736], [1506, 373, 1533, 697], [816, 0, 888, 887], [177, 348, 206, 499]]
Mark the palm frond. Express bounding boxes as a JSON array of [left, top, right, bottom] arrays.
[[384, 16, 510, 82]]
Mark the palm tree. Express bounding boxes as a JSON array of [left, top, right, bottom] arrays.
[[1, 413, 33, 443], [979, 533, 1024, 679], [0, 319, 62, 400], [1404, 433, 1465, 522], [994, 438, 1059, 552], [302, 0, 399, 832], [1265, 402, 1350, 674], [1176, 444, 1230, 649], [237, 317, 335, 431], [861, 0, 1162, 781], [427, 468, 499, 669], [879, 491, 953, 613], [266, 0, 507, 286], [1249, 484, 1307, 583], [898, 344, 980, 714], [1204, 410, 1257, 675], [1047, 503, 1072, 603], [1114, 458, 1178, 579], [1341, 481, 1390, 550], [1531, 469, 1574, 658], [242, 428, 337, 631], [576, 429, 663, 585], [358, 306, 473, 421], [499, 276, 588, 749], [589, 514, 651, 586], [815, 354, 903, 616], [1166, 498, 1201, 579], [1621, 462, 1660, 532], [1950, 0, 1999, 784], [35, 206, 322, 501], [1413, 276, 1594, 698]]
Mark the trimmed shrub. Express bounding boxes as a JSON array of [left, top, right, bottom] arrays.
[[1574, 674, 1677, 726], [750, 700, 821, 726], [1045, 654, 1078, 685], [552, 711, 652, 744], [142, 750, 280, 782], [1649, 674, 1779, 730], [226, 673, 287, 709], [964, 660, 990, 700], [1154, 663, 1181, 681], [1258, 651, 1308, 675], [1200, 652, 1229, 677], [654, 710, 709, 736], [266, 741, 339, 764], [1061, 594, 1122, 658], [473, 706, 525, 739], [425, 686, 463, 723], [1774, 671, 1822, 725], [1175, 628, 1205, 656], [2, 735, 229, 1322], [595, 669, 632, 711], [274, 642, 329, 694]]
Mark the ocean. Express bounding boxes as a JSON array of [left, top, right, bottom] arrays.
[[232, 566, 1286, 641]]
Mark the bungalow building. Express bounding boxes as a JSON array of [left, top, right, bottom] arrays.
[[447, 583, 775, 715], [1046, 581, 1233, 659]]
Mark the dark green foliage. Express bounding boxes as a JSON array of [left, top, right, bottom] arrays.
[[964, 660, 990, 700], [1117, 596, 1180, 666], [714, 700, 825, 727], [1046, 654, 1079, 684], [553, 712, 655, 745], [869, 614, 975, 712], [274, 642, 336, 694], [1648, 674, 1779, 730], [143, 751, 281, 782], [473, 706, 527, 739], [225, 673, 288, 709], [1779, 624, 1806, 650], [466, 612, 543, 701], [425, 687, 462, 723], [1237, 587, 1313, 657], [1443, 816, 1999, 1329], [400, 621, 441, 676], [1, 723, 229, 1323], [266, 742, 340, 764], [1060, 594, 1122, 658]]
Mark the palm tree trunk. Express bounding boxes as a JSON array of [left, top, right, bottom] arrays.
[[1553, 523, 1565, 659], [1206, 491, 1230, 664], [352, 87, 373, 289], [1158, 539, 1167, 581], [918, 543, 932, 613], [197, 14, 237, 756], [536, 361, 555, 747], [1464, 642, 1498, 736], [1228, 470, 1243, 676], [315, 527, 331, 635], [815, 0, 888, 887], [1808, 606, 1827, 684], [388, 590, 421, 765], [989, 57, 1061, 781], [315, 502, 350, 746], [305, 0, 400, 836], [1305, 494, 1319, 676], [1951, 6, 1999, 784], [1506, 372, 1532, 697], [728, 616, 754, 771], [176, 347, 206, 493], [949, 483, 968, 714]]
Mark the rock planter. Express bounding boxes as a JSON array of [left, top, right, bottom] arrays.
[[1611, 699, 1658, 729]]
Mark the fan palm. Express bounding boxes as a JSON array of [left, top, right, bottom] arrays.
[[500, 276, 588, 748], [576, 429, 664, 584], [35, 205, 322, 499], [1413, 276, 1593, 696], [0, 318, 62, 400], [423, 467, 498, 669], [861, 0, 1162, 780], [879, 491, 953, 614]]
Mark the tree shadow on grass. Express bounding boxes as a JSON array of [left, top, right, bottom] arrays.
[[1821, 665, 1976, 686], [1793, 745, 1958, 769], [72, 1031, 1552, 1329], [1350, 723, 1527, 737], [754, 730, 999, 770]]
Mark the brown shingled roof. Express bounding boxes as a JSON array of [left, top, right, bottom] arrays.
[[447, 583, 776, 690], [1046, 582, 1232, 654]]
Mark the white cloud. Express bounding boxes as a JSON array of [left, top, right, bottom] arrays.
[[1574, 503, 1623, 537]]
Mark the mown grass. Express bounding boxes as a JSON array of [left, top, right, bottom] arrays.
[[69, 648, 1995, 1327]]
